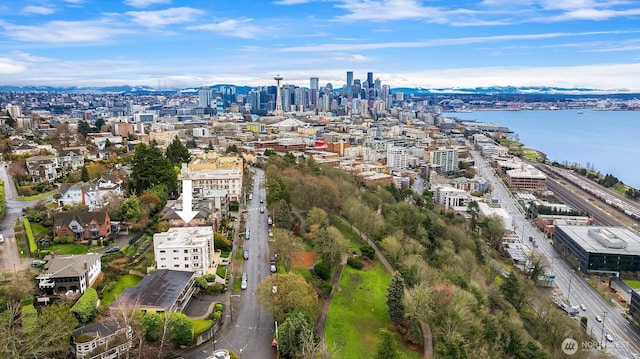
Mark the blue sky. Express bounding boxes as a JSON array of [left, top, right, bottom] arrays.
[[1, 0, 640, 91]]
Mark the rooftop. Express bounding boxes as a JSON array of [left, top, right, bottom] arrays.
[[40, 253, 101, 279], [115, 269, 194, 310], [556, 225, 640, 255]]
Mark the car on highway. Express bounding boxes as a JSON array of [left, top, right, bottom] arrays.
[[260, 207, 265, 213], [596, 315, 602, 322], [260, 198, 264, 203], [243, 250, 249, 260], [605, 333, 613, 342], [31, 259, 46, 267], [580, 304, 586, 311], [105, 246, 120, 254]]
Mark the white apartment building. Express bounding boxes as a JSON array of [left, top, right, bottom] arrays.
[[386, 145, 408, 169], [154, 227, 215, 276], [431, 184, 471, 210], [430, 147, 459, 173]]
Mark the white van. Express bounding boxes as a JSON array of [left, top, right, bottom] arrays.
[[245, 228, 250, 240]]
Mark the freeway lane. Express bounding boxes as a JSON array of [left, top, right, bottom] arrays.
[[471, 149, 640, 358]]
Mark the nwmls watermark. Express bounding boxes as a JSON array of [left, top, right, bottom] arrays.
[[561, 337, 629, 355]]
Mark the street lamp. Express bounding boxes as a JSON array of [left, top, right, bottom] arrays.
[[567, 275, 572, 304], [600, 311, 607, 346]]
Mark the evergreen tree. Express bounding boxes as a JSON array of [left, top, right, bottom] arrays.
[[130, 142, 177, 195], [501, 272, 521, 310], [166, 135, 191, 167], [386, 272, 405, 325], [80, 165, 89, 182], [375, 329, 402, 359]]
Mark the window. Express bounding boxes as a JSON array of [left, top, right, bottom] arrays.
[[185, 264, 189, 268], [184, 249, 188, 253], [160, 250, 166, 253], [173, 249, 178, 253], [193, 256, 199, 260], [192, 248, 199, 252], [184, 257, 189, 261], [174, 264, 179, 267]]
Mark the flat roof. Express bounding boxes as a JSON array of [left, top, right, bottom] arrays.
[[557, 225, 640, 255], [116, 269, 193, 310]]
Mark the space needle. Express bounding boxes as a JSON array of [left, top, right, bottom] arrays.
[[274, 74, 283, 116]]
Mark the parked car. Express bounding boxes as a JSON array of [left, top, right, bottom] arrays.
[[105, 246, 120, 254], [270, 264, 277, 273], [31, 259, 46, 267], [0, 234, 4, 244], [243, 250, 249, 260], [241, 280, 247, 290], [260, 207, 265, 213], [242, 272, 248, 281]]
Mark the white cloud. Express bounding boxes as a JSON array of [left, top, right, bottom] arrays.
[[1, 20, 131, 43], [187, 19, 263, 39], [0, 57, 27, 74], [334, 0, 443, 22], [127, 7, 204, 27], [21, 6, 55, 15], [330, 53, 373, 62], [124, 0, 171, 8], [273, 0, 314, 4]]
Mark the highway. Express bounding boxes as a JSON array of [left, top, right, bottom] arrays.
[[471, 150, 640, 358]]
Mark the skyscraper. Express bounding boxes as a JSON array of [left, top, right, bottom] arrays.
[[198, 86, 211, 108], [367, 72, 373, 89], [346, 71, 353, 96], [310, 77, 319, 109]]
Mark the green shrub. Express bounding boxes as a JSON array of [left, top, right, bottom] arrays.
[[313, 262, 331, 281], [203, 274, 216, 282], [360, 245, 375, 260], [229, 201, 239, 212], [53, 235, 75, 244], [316, 280, 333, 298], [214, 303, 225, 312], [71, 288, 99, 324], [214, 232, 232, 252], [347, 257, 364, 269], [195, 277, 208, 289], [210, 311, 222, 322]]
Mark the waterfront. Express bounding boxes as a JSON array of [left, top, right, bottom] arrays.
[[444, 110, 640, 189]]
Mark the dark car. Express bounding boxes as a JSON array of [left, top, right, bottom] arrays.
[[105, 246, 120, 254]]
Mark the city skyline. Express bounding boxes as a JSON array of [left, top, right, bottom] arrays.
[[1, 1, 640, 91]]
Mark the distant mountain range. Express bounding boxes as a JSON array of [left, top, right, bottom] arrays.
[[0, 84, 638, 97]]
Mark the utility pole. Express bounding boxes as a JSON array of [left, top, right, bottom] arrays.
[[600, 311, 607, 346]]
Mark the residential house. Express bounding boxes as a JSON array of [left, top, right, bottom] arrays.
[[36, 253, 101, 295], [53, 212, 111, 241], [71, 319, 133, 359], [112, 269, 196, 314], [153, 226, 215, 276], [59, 174, 123, 211], [57, 149, 85, 174], [26, 155, 60, 182]]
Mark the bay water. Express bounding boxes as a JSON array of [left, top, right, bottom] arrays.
[[443, 110, 640, 189]]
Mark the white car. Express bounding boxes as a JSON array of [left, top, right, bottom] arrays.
[[580, 304, 586, 311], [605, 333, 613, 342], [596, 315, 602, 322], [241, 280, 247, 290], [0, 234, 4, 244]]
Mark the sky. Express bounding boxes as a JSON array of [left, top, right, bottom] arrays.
[[1, 0, 640, 91]]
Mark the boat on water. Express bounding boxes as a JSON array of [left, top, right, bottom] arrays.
[[577, 111, 584, 114]]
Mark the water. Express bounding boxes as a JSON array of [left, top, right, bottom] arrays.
[[443, 110, 640, 189]]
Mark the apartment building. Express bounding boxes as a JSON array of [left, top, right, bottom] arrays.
[[180, 153, 244, 201], [153, 226, 215, 276]]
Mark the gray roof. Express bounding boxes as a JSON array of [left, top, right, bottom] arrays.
[[72, 318, 122, 341], [556, 225, 640, 255], [43, 253, 101, 279], [116, 269, 193, 310]]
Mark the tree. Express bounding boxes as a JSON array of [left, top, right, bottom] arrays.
[[26, 304, 78, 358], [501, 272, 522, 310], [225, 144, 239, 153], [306, 207, 329, 231], [120, 195, 141, 222], [375, 329, 402, 359], [313, 226, 347, 269], [80, 165, 90, 182], [274, 200, 293, 229], [271, 228, 294, 271], [71, 288, 99, 324], [278, 310, 315, 358], [387, 272, 406, 325], [256, 273, 319, 322], [77, 120, 93, 136], [165, 135, 191, 167], [130, 142, 177, 195], [168, 313, 194, 347]]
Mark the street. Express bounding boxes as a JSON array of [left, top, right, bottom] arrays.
[[190, 168, 276, 359], [471, 149, 640, 358], [0, 162, 34, 272]]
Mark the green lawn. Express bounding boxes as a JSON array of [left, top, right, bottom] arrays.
[[624, 279, 640, 289], [46, 243, 88, 255], [30, 223, 51, 238], [101, 274, 143, 307], [325, 262, 421, 359], [330, 217, 365, 250], [192, 319, 213, 335]]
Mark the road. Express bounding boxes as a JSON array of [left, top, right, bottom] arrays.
[[191, 168, 276, 359], [0, 161, 35, 272], [471, 150, 640, 358]]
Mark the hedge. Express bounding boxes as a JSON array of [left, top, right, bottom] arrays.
[[0, 180, 5, 219], [23, 218, 37, 254], [71, 288, 99, 324]]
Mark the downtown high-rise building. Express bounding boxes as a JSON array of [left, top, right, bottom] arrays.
[[367, 72, 373, 89], [310, 77, 319, 109], [346, 71, 353, 97]]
